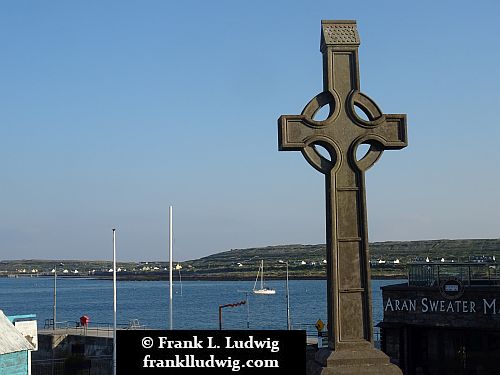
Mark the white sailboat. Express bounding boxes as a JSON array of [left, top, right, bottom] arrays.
[[253, 260, 276, 295]]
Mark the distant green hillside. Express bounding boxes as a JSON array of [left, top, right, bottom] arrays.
[[181, 238, 500, 279], [188, 238, 500, 264], [1, 238, 499, 280]]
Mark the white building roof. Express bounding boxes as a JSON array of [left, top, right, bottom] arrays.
[[0, 310, 34, 355]]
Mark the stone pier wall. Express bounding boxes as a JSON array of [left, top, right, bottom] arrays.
[[32, 333, 112, 375]]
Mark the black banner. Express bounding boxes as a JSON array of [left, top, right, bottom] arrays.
[[117, 330, 306, 374]]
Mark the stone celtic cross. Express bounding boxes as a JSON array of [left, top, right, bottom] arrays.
[[278, 20, 407, 368]]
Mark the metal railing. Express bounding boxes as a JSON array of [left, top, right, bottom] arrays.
[[291, 323, 317, 341], [290, 322, 381, 348], [42, 319, 146, 338], [408, 262, 500, 287]]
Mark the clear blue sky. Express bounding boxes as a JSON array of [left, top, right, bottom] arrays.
[[1, 1, 499, 261]]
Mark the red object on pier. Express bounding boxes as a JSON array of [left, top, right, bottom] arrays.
[[80, 315, 89, 327]]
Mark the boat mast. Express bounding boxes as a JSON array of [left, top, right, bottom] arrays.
[[261, 260, 264, 289], [253, 263, 260, 291]]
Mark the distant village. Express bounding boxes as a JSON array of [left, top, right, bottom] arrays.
[[0, 254, 497, 279]]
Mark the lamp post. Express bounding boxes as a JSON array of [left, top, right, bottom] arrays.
[[286, 261, 291, 330], [53, 263, 63, 330], [218, 300, 246, 330], [53, 265, 56, 330]]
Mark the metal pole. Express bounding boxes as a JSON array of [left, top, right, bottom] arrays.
[[286, 261, 291, 330], [218, 301, 246, 331], [246, 292, 250, 329], [169, 206, 173, 330], [112, 229, 117, 375], [53, 265, 56, 330], [179, 269, 183, 297], [219, 305, 223, 330], [52, 265, 55, 375]]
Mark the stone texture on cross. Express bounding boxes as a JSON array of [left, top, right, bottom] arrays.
[[278, 20, 406, 374]]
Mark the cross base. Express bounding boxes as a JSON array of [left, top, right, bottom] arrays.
[[307, 347, 402, 375]]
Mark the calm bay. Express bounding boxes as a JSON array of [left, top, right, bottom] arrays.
[[0, 278, 403, 331]]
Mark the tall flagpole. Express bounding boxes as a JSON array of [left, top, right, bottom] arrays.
[[169, 206, 173, 330], [112, 229, 117, 375]]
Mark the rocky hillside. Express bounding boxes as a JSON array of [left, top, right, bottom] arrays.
[[180, 238, 500, 279], [2, 239, 499, 280]]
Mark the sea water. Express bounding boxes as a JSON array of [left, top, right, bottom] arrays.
[[0, 277, 404, 331]]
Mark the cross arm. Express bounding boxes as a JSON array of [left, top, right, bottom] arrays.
[[278, 115, 319, 151], [278, 114, 338, 173], [360, 114, 407, 150]]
